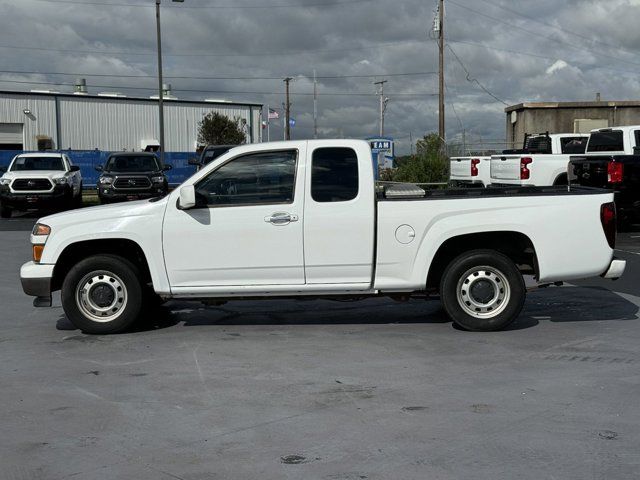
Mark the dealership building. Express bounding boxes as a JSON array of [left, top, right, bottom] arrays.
[[0, 85, 263, 152]]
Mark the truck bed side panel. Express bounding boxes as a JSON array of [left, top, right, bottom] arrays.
[[374, 192, 614, 290]]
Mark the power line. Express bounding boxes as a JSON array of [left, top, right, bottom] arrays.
[[0, 38, 423, 58], [448, 0, 640, 69], [29, 0, 377, 8], [0, 78, 437, 97], [445, 44, 509, 106], [475, 0, 639, 58], [0, 68, 437, 80]]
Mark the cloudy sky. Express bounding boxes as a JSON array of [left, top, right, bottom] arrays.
[[1, 0, 639, 154]]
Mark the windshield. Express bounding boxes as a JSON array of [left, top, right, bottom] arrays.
[[202, 147, 232, 165], [105, 155, 160, 172], [10, 156, 64, 171]]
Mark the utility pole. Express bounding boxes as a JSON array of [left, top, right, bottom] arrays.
[[155, 0, 184, 165], [409, 131, 414, 155], [374, 79, 388, 137], [313, 69, 318, 139], [437, 0, 445, 143], [284, 77, 292, 140]]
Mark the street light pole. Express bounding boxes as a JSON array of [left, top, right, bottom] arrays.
[[155, 0, 165, 165], [155, 0, 183, 165]]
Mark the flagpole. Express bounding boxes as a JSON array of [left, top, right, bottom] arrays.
[[266, 105, 270, 142]]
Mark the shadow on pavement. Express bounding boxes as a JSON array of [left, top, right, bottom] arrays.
[[55, 285, 638, 334]]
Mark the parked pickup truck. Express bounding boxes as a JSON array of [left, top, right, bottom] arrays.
[[449, 156, 491, 187], [490, 133, 589, 187], [96, 152, 171, 204], [0, 152, 82, 218], [20, 140, 625, 334], [569, 126, 640, 226]]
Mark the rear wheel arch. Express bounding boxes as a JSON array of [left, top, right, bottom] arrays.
[[52, 239, 153, 292], [426, 231, 538, 290]]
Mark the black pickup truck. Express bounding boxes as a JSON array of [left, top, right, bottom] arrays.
[[569, 127, 640, 227], [189, 145, 236, 171], [96, 152, 172, 204]]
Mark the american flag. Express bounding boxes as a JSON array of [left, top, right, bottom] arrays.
[[268, 108, 280, 120]]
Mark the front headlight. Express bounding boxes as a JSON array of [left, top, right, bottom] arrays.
[[32, 223, 51, 236], [98, 177, 113, 185], [32, 223, 51, 263], [0, 177, 11, 186], [53, 177, 68, 185], [151, 176, 164, 183]]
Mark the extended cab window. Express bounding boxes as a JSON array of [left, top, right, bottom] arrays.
[[195, 150, 297, 206], [560, 137, 588, 154], [311, 147, 358, 202], [587, 131, 624, 152]]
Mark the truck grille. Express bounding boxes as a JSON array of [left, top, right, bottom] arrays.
[[12, 178, 52, 191], [113, 176, 151, 190]]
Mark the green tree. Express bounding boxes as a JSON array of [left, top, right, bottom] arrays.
[[198, 112, 246, 145], [392, 133, 448, 184]]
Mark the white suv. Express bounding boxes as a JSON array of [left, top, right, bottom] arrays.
[[0, 153, 82, 218]]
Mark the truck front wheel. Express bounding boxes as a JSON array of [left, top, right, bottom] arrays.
[[61, 254, 143, 334], [440, 250, 525, 331]]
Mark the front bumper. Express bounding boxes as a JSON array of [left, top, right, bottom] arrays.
[[0, 186, 70, 210], [601, 258, 626, 280], [20, 261, 54, 306], [98, 186, 167, 202]]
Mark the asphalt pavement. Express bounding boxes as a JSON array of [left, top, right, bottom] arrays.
[[1, 216, 639, 480]]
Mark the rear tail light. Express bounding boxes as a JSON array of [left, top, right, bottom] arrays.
[[470, 158, 480, 177], [520, 157, 533, 180], [600, 202, 616, 249], [607, 161, 624, 184]]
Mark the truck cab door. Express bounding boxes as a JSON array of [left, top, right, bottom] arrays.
[[162, 146, 306, 288], [303, 142, 375, 285]]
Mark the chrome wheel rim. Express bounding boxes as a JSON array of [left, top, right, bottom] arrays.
[[76, 271, 128, 323], [456, 266, 510, 318]]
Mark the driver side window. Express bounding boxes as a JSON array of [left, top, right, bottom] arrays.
[[195, 150, 297, 207]]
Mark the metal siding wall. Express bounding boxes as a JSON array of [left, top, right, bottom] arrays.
[[0, 94, 57, 149]]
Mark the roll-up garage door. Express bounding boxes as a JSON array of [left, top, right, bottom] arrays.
[[0, 123, 24, 150]]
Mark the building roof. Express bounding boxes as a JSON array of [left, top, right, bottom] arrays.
[[0, 89, 263, 108], [505, 101, 640, 113]]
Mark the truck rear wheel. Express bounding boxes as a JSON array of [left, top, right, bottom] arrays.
[[439, 250, 525, 331], [61, 254, 143, 334]]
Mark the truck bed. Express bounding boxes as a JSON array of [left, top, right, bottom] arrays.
[[377, 183, 608, 201]]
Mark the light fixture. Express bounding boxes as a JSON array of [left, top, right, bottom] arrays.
[[23, 109, 31, 115]]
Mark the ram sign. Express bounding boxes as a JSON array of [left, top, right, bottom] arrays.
[[366, 137, 394, 178]]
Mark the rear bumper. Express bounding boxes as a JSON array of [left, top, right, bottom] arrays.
[[450, 179, 485, 188], [601, 258, 626, 280], [20, 261, 54, 305]]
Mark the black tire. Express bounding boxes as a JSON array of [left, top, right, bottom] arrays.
[[74, 183, 83, 208], [439, 249, 526, 332], [61, 254, 143, 334], [0, 204, 11, 218]]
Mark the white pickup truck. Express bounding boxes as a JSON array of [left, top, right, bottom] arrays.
[[20, 140, 625, 334], [490, 133, 589, 187], [0, 152, 83, 218], [449, 156, 491, 187]]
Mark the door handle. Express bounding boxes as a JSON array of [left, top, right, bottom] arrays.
[[264, 212, 299, 225]]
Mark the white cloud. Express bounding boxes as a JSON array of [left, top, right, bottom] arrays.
[[546, 60, 568, 75]]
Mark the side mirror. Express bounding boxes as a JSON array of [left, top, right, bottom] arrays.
[[178, 185, 196, 210], [163, 164, 173, 171], [95, 165, 103, 172], [69, 165, 80, 172], [188, 158, 202, 166]]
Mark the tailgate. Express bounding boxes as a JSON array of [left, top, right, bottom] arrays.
[[569, 156, 610, 188], [450, 157, 471, 179], [490, 155, 521, 180]]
